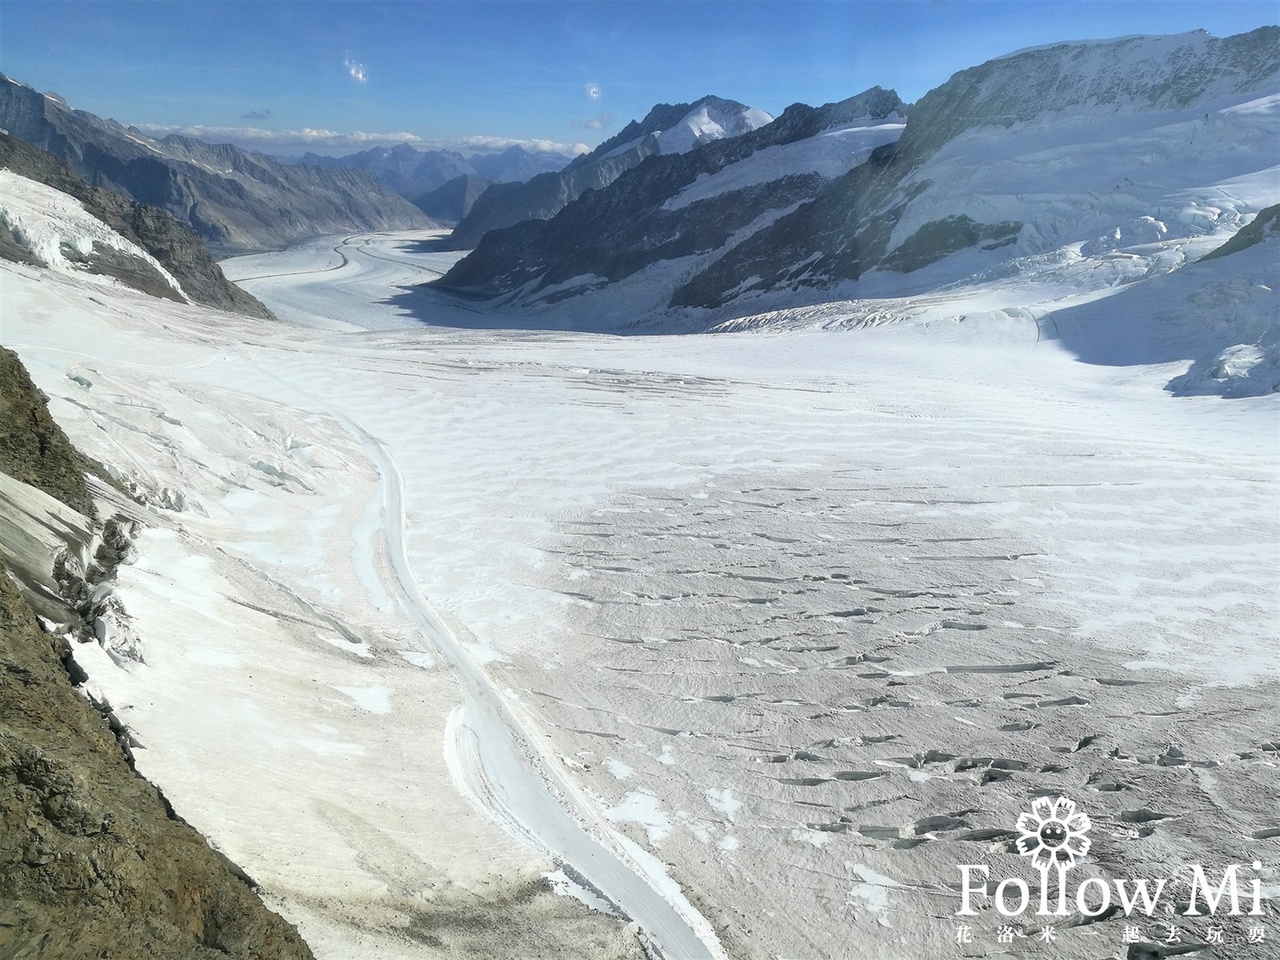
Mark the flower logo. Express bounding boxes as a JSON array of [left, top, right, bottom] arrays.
[[1015, 796, 1091, 870]]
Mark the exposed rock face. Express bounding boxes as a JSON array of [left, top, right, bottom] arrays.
[[435, 87, 904, 299], [444, 95, 774, 250], [0, 348, 97, 519], [412, 173, 496, 223], [0, 565, 315, 960], [0, 132, 275, 318], [1199, 202, 1280, 261], [0, 349, 314, 959], [0, 74, 432, 256]]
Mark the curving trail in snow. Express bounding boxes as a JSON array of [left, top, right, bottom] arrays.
[[355, 425, 725, 960], [241, 351, 726, 960]]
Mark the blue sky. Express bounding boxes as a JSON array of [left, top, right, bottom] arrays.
[[1, 1, 1275, 158]]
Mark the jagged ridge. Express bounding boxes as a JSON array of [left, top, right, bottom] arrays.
[[0, 73, 433, 256], [435, 87, 904, 299], [444, 95, 774, 250]]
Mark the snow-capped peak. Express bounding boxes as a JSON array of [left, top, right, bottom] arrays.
[[655, 97, 773, 155]]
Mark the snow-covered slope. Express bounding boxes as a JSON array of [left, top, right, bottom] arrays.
[[679, 27, 1279, 309], [661, 114, 904, 212], [437, 31, 1276, 316], [653, 98, 773, 154], [4, 224, 1277, 960], [0, 169, 186, 301], [428, 28, 1278, 397], [444, 96, 774, 249]]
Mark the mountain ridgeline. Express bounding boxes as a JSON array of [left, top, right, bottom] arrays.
[[0, 74, 432, 256], [444, 95, 775, 250], [673, 26, 1280, 311], [436, 86, 905, 297], [434, 27, 1280, 323], [299, 143, 576, 210], [0, 132, 274, 318]]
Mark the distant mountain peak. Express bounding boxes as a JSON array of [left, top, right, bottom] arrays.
[[571, 95, 772, 170]]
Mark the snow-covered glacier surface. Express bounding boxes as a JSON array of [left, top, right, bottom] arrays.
[[3, 222, 1278, 959]]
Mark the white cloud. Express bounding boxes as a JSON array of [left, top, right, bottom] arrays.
[[344, 56, 367, 83], [572, 112, 614, 131], [130, 124, 589, 158], [134, 123, 422, 148], [455, 135, 590, 156]]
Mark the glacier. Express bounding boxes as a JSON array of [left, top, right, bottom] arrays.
[[1, 26, 1277, 960]]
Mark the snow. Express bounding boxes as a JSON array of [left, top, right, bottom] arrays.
[[318, 630, 372, 657], [846, 864, 901, 916], [704, 787, 741, 820], [997, 28, 1210, 63], [332, 684, 391, 712], [884, 91, 1279, 266], [2, 152, 1277, 959], [663, 117, 904, 212], [0, 169, 186, 298], [591, 101, 772, 165], [654, 101, 773, 155], [606, 757, 635, 780], [603, 791, 672, 846]]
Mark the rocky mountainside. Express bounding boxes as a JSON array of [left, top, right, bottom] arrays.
[[433, 28, 1278, 326], [412, 173, 496, 223], [0, 348, 314, 960], [300, 143, 574, 201], [444, 95, 774, 250], [0, 348, 101, 518], [0, 132, 273, 318], [0, 74, 432, 256], [1199, 202, 1280, 261], [673, 27, 1280, 311], [434, 87, 904, 299]]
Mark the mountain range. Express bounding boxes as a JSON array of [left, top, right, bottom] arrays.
[[295, 143, 576, 207], [434, 27, 1279, 338], [0, 73, 433, 255], [444, 95, 775, 250], [436, 87, 904, 299], [0, 131, 273, 318]]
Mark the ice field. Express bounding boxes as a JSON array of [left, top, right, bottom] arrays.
[[2, 214, 1277, 957]]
